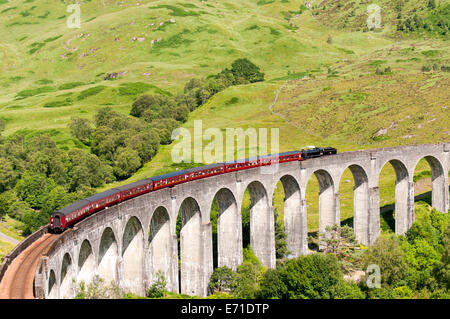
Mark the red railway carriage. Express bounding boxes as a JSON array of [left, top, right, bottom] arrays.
[[151, 170, 190, 190], [50, 149, 336, 232], [186, 163, 225, 181], [116, 178, 153, 201]]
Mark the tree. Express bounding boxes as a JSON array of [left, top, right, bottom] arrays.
[[232, 248, 265, 299], [0, 157, 16, 192], [363, 235, 408, 288], [208, 266, 236, 294], [230, 58, 265, 84], [274, 209, 288, 259], [69, 117, 93, 145], [149, 118, 179, 145], [14, 172, 57, 209], [130, 94, 173, 118], [67, 148, 115, 191], [147, 270, 167, 298], [321, 224, 358, 255], [113, 147, 141, 179], [125, 131, 160, 162], [258, 253, 363, 299], [428, 0, 436, 9]]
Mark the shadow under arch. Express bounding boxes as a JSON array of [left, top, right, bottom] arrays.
[[339, 164, 370, 245], [314, 169, 338, 235], [60, 253, 73, 299], [77, 239, 95, 285], [177, 197, 204, 296], [273, 175, 304, 257], [242, 180, 275, 268], [213, 188, 242, 270], [48, 269, 57, 299], [122, 216, 145, 295], [149, 206, 174, 291], [98, 227, 118, 285], [413, 155, 447, 213], [379, 159, 411, 235]]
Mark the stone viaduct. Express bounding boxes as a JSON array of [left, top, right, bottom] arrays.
[[34, 143, 449, 298]]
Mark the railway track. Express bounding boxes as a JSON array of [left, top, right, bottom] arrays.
[[0, 233, 58, 299]]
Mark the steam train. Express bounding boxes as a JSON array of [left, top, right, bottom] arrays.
[[49, 147, 337, 232]]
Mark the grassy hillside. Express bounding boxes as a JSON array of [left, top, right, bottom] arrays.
[[311, 0, 449, 36], [0, 0, 448, 240]]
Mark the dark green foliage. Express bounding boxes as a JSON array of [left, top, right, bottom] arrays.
[[146, 270, 167, 298], [113, 147, 141, 179], [118, 82, 152, 96], [360, 208, 449, 298], [208, 266, 236, 294], [258, 253, 364, 299], [43, 98, 73, 108], [396, 2, 449, 36], [230, 58, 265, 84], [274, 209, 288, 259], [15, 86, 56, 99], [14, 172, 56, 208], [401, 209, 450, 291], [0, 106, 160, 235], [0, 157, 16, 192], [67, 148, 115, 192], [77, 86, 106, 100], [58, 82, 86, 90], [148, 118, 179, 145], [149, 4, 200, 17], [68, 117, 93, 145], [89, 107, 159, 179], [363, 235, 409, 287], [232, 248, 265, 299]]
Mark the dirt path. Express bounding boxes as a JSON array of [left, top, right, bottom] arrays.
[[0, 231, 20, 245]]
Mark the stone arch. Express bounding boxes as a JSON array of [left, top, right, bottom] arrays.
[[48, 269, 57, 299], [213, 188, 242, 270], [122, 216, 145, 295], [273, 175, 304, 257], [178, 197, 203, 296], [379, 159, 411, 235], [243, 180, 275, 268], [413, 155, 447, 213], [338, 165, 370, 245], [310, 169, 338, 237], [60, 253, 73, 299], [98, 227, 118, 285], [149, 206, 174, 290], [77, 239, 95, 285]]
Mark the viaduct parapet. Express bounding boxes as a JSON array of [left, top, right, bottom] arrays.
[[33, 143, 449, 298]]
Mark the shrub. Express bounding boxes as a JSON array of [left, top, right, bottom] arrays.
[[363, 235, 408, 288], [258, 253, 363, 299], [77, 86, 106, 100], [147, 270, 167, 298], [208, 266, 236, 294]]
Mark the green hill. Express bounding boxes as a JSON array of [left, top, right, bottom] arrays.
[[311, 0, 449, 36]]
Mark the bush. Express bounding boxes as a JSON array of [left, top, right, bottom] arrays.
[[77, 86, 106, 100], [258, 253, 364, 299], [208, 266, 236, 294], [147, 270, 167, 298], [113, 147, 141, 179], [230, 58, 265, 84], [363, 235, 408, 288]]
